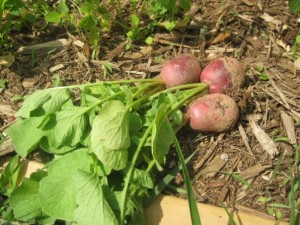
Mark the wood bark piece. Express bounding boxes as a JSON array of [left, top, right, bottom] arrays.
[[0, 139, 15, 156], [49, 64, 65, 73], [22, 77, 37, 88], [239, 164, 272, 180], [7, 160, 287, 225], [0, 104, 15, 117], [249, 121, 279, 158], [17, 39, 70, 54], [204, 154, 227, 178], [280, 111, 297, 145], [104, 40, 128, 60], [194, 134, 224, 171]]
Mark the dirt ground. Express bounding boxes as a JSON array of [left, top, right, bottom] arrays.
[[0, 0, 299, 222]]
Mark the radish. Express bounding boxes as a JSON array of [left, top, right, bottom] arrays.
[[160, 54, 202, 88], [200, 57, 244, 93], [187, 93, 239, 132]]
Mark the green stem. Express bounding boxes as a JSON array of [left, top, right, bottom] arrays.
[[132, 81, 164, 99], [167, 122, 202, 225], [166, 85, 208, 115], [0, 0, 5, 26], [149, 83, 208, 100], [46, 78, 164, 91], [127, 86, 163, 110], [113, 0, 124, 23], [82, 86, 137, 114], [120, 123, 154, 225]]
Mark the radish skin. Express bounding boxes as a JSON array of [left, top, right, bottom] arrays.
[[187, 93, 239, 132], [200, 57, 244, 93], [161, 54, 202, 88]]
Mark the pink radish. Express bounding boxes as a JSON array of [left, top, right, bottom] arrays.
[[200, 57, 244, 93], [187, 93, 239, 132], [160, 54, 202, 88]]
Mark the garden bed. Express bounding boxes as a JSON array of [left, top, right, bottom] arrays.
[[0, 0, 299, 224]]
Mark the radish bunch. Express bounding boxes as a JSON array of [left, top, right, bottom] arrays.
[[160, 54, 244, 132]]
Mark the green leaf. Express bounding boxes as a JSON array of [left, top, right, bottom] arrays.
[[57, 0, 69, 14], [39, 175, 75, 221], [80, 3, 93, 15], [42, 89, 70, 113], [259, 72, 268, 81], [180, 0, 192, 11], [0, 79, 7, 91], [230, 173, 251, 187], [164, 21, 176, 30], [288, 0, 300, 13], [145, 150, 197, 206], [5, 116, 46, 157], [16, 90, 51, 118], [39, 149, 95, 221], [131, 168, 154, 189], [152, 104, 173, 170], [102, 61, 113, 73], [257, 196, 272, 203], [45, 11, 62, 23], [88, 28, 100, 46], [91, 101, 130, 170], [79, 14, 97, 30], [52, 74, 61, 87], [93, 144, 128, 170], [145, 36, 153, 45], [47, 148, 95, 178], [0, 155, 21, 195], [130, 14, 139, 27], [73, 171, 119, 225], [11, 95, 23, 101], [222, 203, 237, 225], [39, 137, 76, 154], [166, 120, 201, 225], [10, 179, 41, 221], [48, 107, 87, 148], [128, 112, 143, 133], [92, 101, 130, 150], [296, 35, 300, 44]]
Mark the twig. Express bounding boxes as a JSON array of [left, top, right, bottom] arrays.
[[280, 111, 297, 145], [238, 124, 261, 165], [194, 134, 224, 171]]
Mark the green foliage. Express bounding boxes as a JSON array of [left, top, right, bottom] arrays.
[[1, 0, 192, 51], [10, 179, 41, 221], [1, 79, 208, 224], [0, 79, 7, 92], [257, 64, 268, 81], [0, 0, 48, 49], [288, 0, 300, 13]]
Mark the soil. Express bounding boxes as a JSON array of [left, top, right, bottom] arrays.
[[0, 0, 299, 223]]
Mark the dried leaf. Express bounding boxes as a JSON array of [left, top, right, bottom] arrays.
[[208, 31, 232, 45], [249, 121, 279, 158], [280, 111, 297, 144], [0, 54, 15, 67]]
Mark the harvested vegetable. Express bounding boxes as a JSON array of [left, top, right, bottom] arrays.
[[160, 54, 202, 88], [187, 93, 239, 132], [3, 78, 208, 225], [200, 57, 244, 93]]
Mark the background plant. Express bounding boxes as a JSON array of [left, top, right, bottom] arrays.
[[0, 0, 192, 55]]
